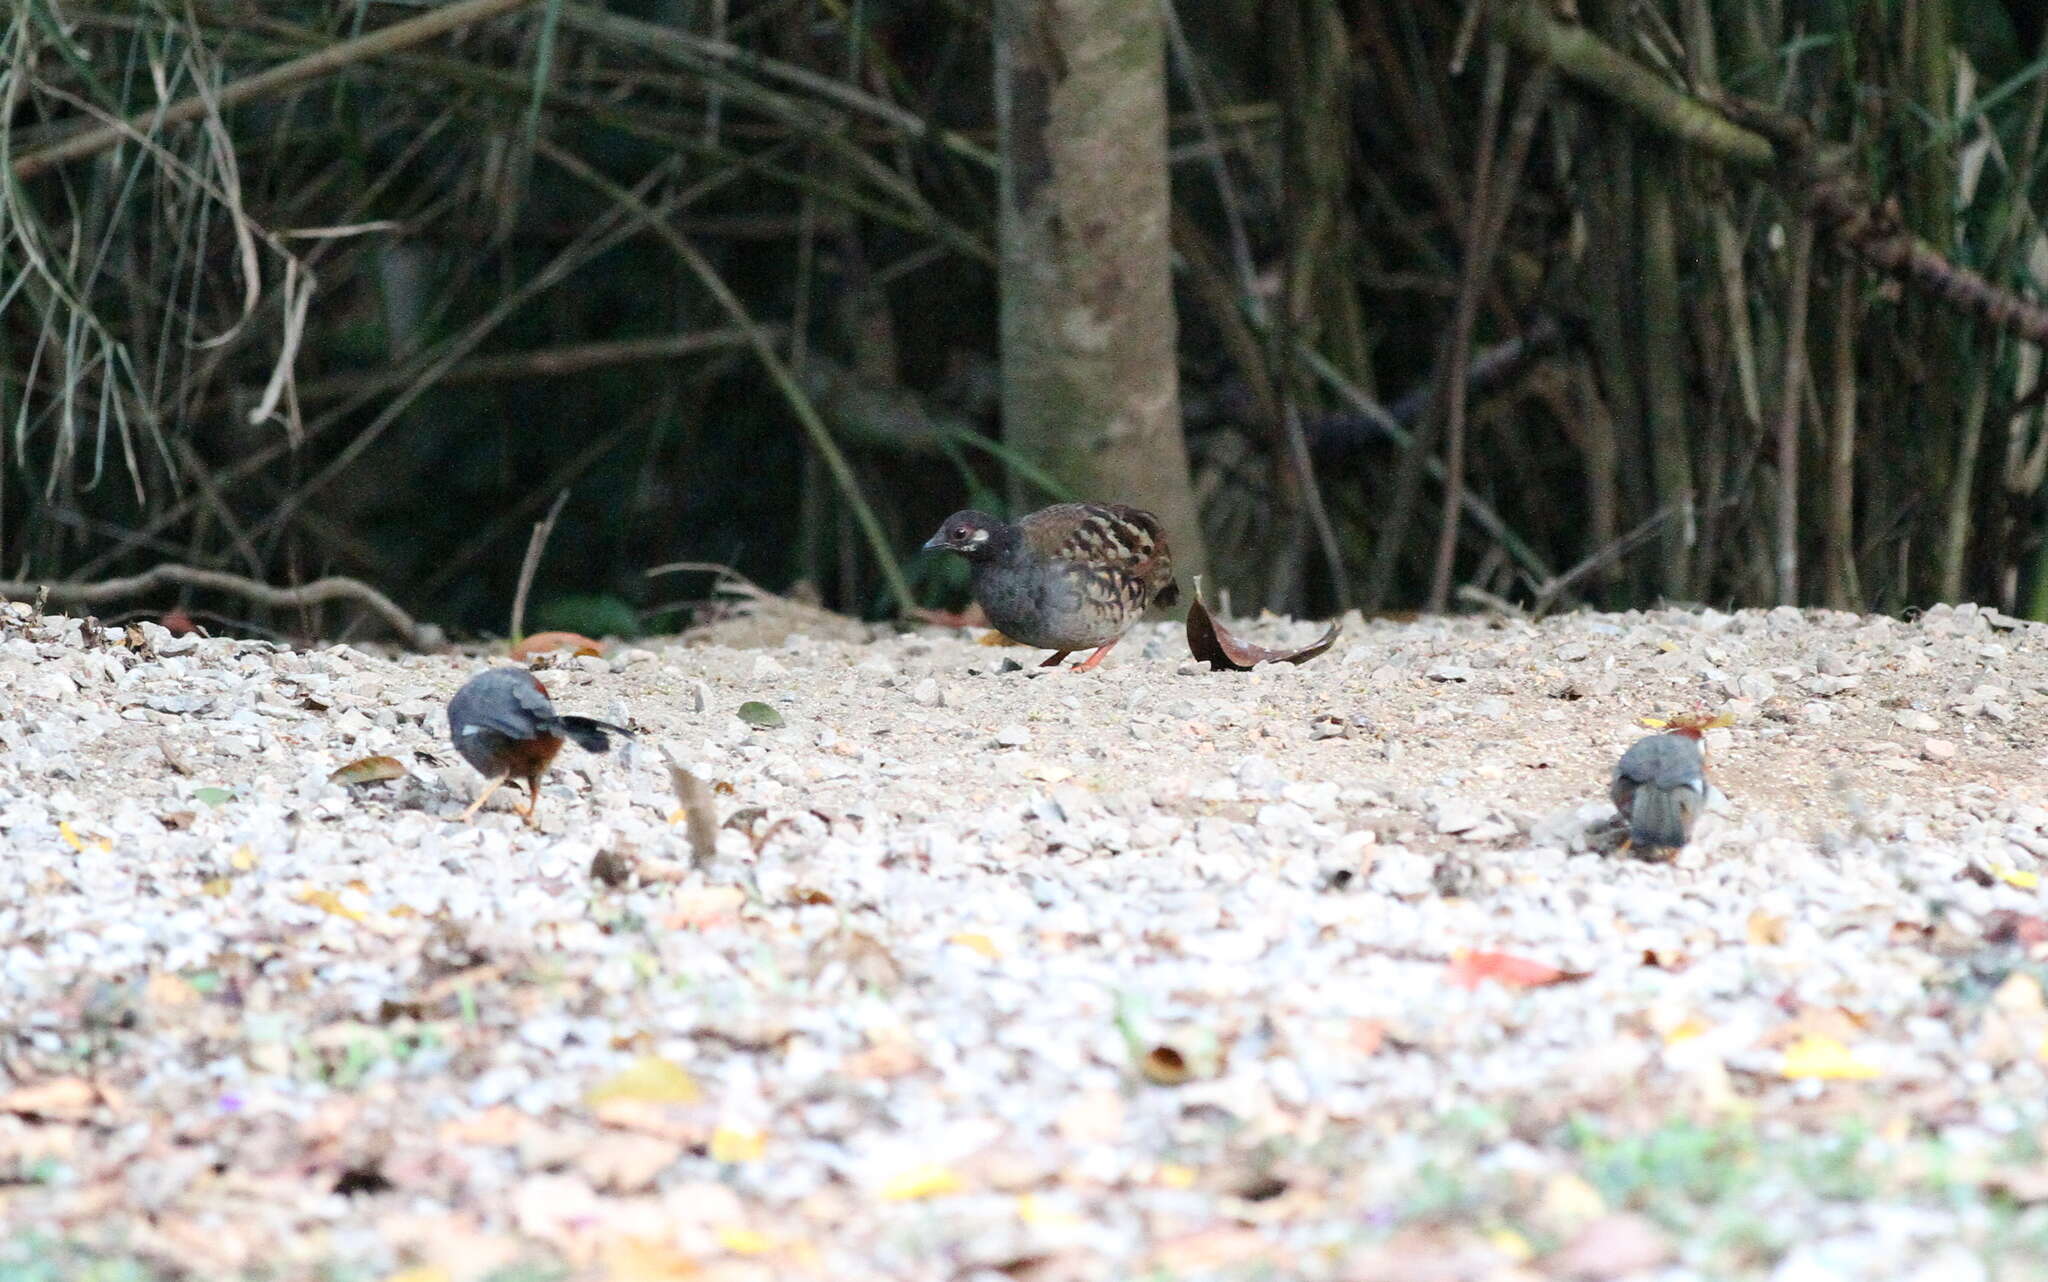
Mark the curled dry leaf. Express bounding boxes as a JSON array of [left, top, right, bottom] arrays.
[[659, 745, 719, 865], [509, 630, 603, 660], [328, 754, 407, 787], [1185, 582, 1339, 671], [736, 700, 784, 728], [1138, 1044, 1194, 1086], [1446, 949, 1588, 990]]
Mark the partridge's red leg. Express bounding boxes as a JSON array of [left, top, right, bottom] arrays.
[[1038, 651, 1072, 667], [460, 774, 509, 822], [517, 777, 542, 829], [1069, 640, 1119, 672]]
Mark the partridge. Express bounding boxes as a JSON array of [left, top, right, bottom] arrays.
[[446, 667, 632, 827], [1609, 722, 1710, 859], [922, 503, 1178, 671]]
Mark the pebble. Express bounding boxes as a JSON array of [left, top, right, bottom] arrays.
[[0, 602, 2032, 1282]]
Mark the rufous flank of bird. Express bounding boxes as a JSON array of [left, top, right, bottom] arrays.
[[920, 502, 1179, 672], [1609, 710, 1730, 858], [446, 666, 634, 828]]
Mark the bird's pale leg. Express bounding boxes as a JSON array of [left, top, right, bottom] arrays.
[[1038, 651, 1072, 667], [1069, 640, 1119, 672], [460, 774, 509, 822], [517, 778, 542, 830]]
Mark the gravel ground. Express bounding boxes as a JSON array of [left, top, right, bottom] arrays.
[[4, 598, 2048, 1281]]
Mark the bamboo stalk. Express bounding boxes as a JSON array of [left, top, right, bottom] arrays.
[[1775, 219, 1814, 605], [1825, 271, 1859, 609], [1426, 41, 1509, 616]]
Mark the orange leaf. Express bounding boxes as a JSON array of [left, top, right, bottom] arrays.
[[510, 631, 604, 660], [329, 755, 407, 787], [1446, 949, 1584, 990]]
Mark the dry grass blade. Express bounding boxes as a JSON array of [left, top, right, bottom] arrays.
[[11, 0, 544, 180], [658, 745, 720, 866]]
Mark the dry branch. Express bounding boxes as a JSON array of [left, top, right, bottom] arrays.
[[0, 566, 434, 649]]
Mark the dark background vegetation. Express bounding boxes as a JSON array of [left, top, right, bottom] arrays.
[[6, 0, 2048, 643]]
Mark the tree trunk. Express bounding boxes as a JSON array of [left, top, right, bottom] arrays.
[[993, 0, 1209, 583]]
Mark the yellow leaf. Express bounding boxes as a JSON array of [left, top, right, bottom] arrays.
[[1637, 717, 1669, 729], [879, 1164, 964, 1201], [710, 1126, 765, 1163], [390, 904, 420, 919], [1746, 910, 1786, 946], [1663, 1017, 1711, 1045], [229, 845, 258, 872], [1157, 1163, 1197, 1189], [586, 1056, 702, 1108], [1016, 1194, 1082, 1227], [1487, 1227, 1535, 1263], [599, 1237, 700, 1281], [296, 887, 366, 922], [1539, 1173, 1607, 1226], [381, 1269, 452, 1282], [201, 878, 233, 898], [666, 807, 688, 825], [59, 821, 110, 854], [1993, 864, 2040, 890], [948, 932, 999, 960], [1780, 1034, 1880, 1080], [714, 1226, 774, 1256]]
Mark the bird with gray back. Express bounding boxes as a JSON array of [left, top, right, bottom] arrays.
[[921, 502, 1178, 672], [1609, 729, 1707, 859]]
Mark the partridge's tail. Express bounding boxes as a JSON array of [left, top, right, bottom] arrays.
[[1628, 785, 1695, 849], [557, 715, 634, 753]]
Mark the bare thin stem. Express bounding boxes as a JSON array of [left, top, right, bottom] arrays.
[[510, 489, 570, 644]]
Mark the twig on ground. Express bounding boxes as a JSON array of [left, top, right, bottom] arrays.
[[0, 565, 434, 648]]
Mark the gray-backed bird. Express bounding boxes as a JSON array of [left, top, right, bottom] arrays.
[[921, 503, 1178, 672], [447, 667, 633, 827]]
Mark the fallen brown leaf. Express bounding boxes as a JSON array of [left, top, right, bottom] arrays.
[[329, 754, 407, 787], [1185, 584, 1339, 671]]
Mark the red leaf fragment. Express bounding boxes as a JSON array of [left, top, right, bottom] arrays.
[[1446, 949, 1586, 990], [1185, 588, 1339, 671]]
